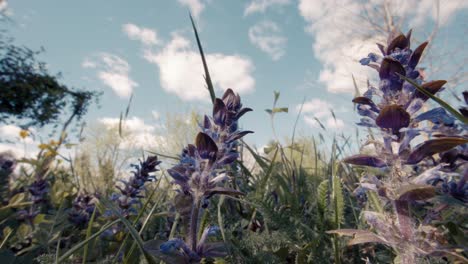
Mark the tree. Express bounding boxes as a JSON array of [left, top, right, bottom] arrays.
[[0, 40, 99, 129]]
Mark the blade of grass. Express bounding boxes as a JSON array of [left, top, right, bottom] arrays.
[[82, 207, 97, 264], [190, 13, 216, 104], [57, 219, 120, 263], [259, 146, 279, 199], [101, 199, 157, 264], [55, 232, 62, 264], [217, 195, 226, 242], [124, 187, 169, 263], [114, 187, 158, 263], [397, 73, 468, 124], [0, 228, 12, 249]]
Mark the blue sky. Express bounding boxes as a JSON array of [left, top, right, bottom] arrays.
[[1, 0, 467, 156]]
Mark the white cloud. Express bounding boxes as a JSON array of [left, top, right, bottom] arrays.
[[98, 116, 163, 150], [0, 124, 22, 139], [244, 0, 291, 16], [248, 20, 287, 61], [0, 124, 38, 158], [99, 116, 155, 134], [178, 0, 205, 19], [298, 0, 468, 94], [122, 23, 160, 46], [144, 33, 255, 101], [298, 99, 345, 130], [82, 53, 138, 98]]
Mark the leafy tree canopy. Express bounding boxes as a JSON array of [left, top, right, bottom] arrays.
[[0, 36, 99, 128]]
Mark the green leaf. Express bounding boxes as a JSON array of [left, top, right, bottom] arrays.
[[332, 163, 344, 227], [271, 107, 288, 114], [8, 193, 26, 208], [317, 180, 329, 215]]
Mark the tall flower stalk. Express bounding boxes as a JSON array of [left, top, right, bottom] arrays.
[[101, 155, 161, 239], [145, 89, 252, 263], [144, 16, 252, 263], [329, 29, 468, 263]]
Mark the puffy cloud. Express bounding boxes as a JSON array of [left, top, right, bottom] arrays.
[[298, 0, 468, 94], [99, 116, 155, 134], [98, 116, 163, 150], [0, 124, 38, 157], [82, 53, 138, 98], [244, 0, 291, 16], [298, 99, 345, 130], [122, 23, 160, 46], [144, 33, 255, 101], [248, 20, 287, 60]]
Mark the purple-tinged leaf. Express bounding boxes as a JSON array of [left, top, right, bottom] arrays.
[[222, 88, 240, 109], [213, 99, 227, 126], [413, 80, 446, 101], [396, 184, 436, 201], [343, 154, 387, 168], [376, 43, 386, 55], [375, 105, 410, 132], [406, 29, 412, 47], [387, 34, 409, 54], [379, 58, 405, 80], [226, 130, 253, 143], [352, 97, 379, 112], [195, 132, 218, 161], [235, 107, 253, 120], [222, 88, 235, 101], [204, 187, 244, 198], [203, 115, 211, 130], [406, 137, 468, 164], [408, 41, 428, 68]]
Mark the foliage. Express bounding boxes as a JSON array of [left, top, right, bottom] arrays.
[[0, 36, 99, 129]]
